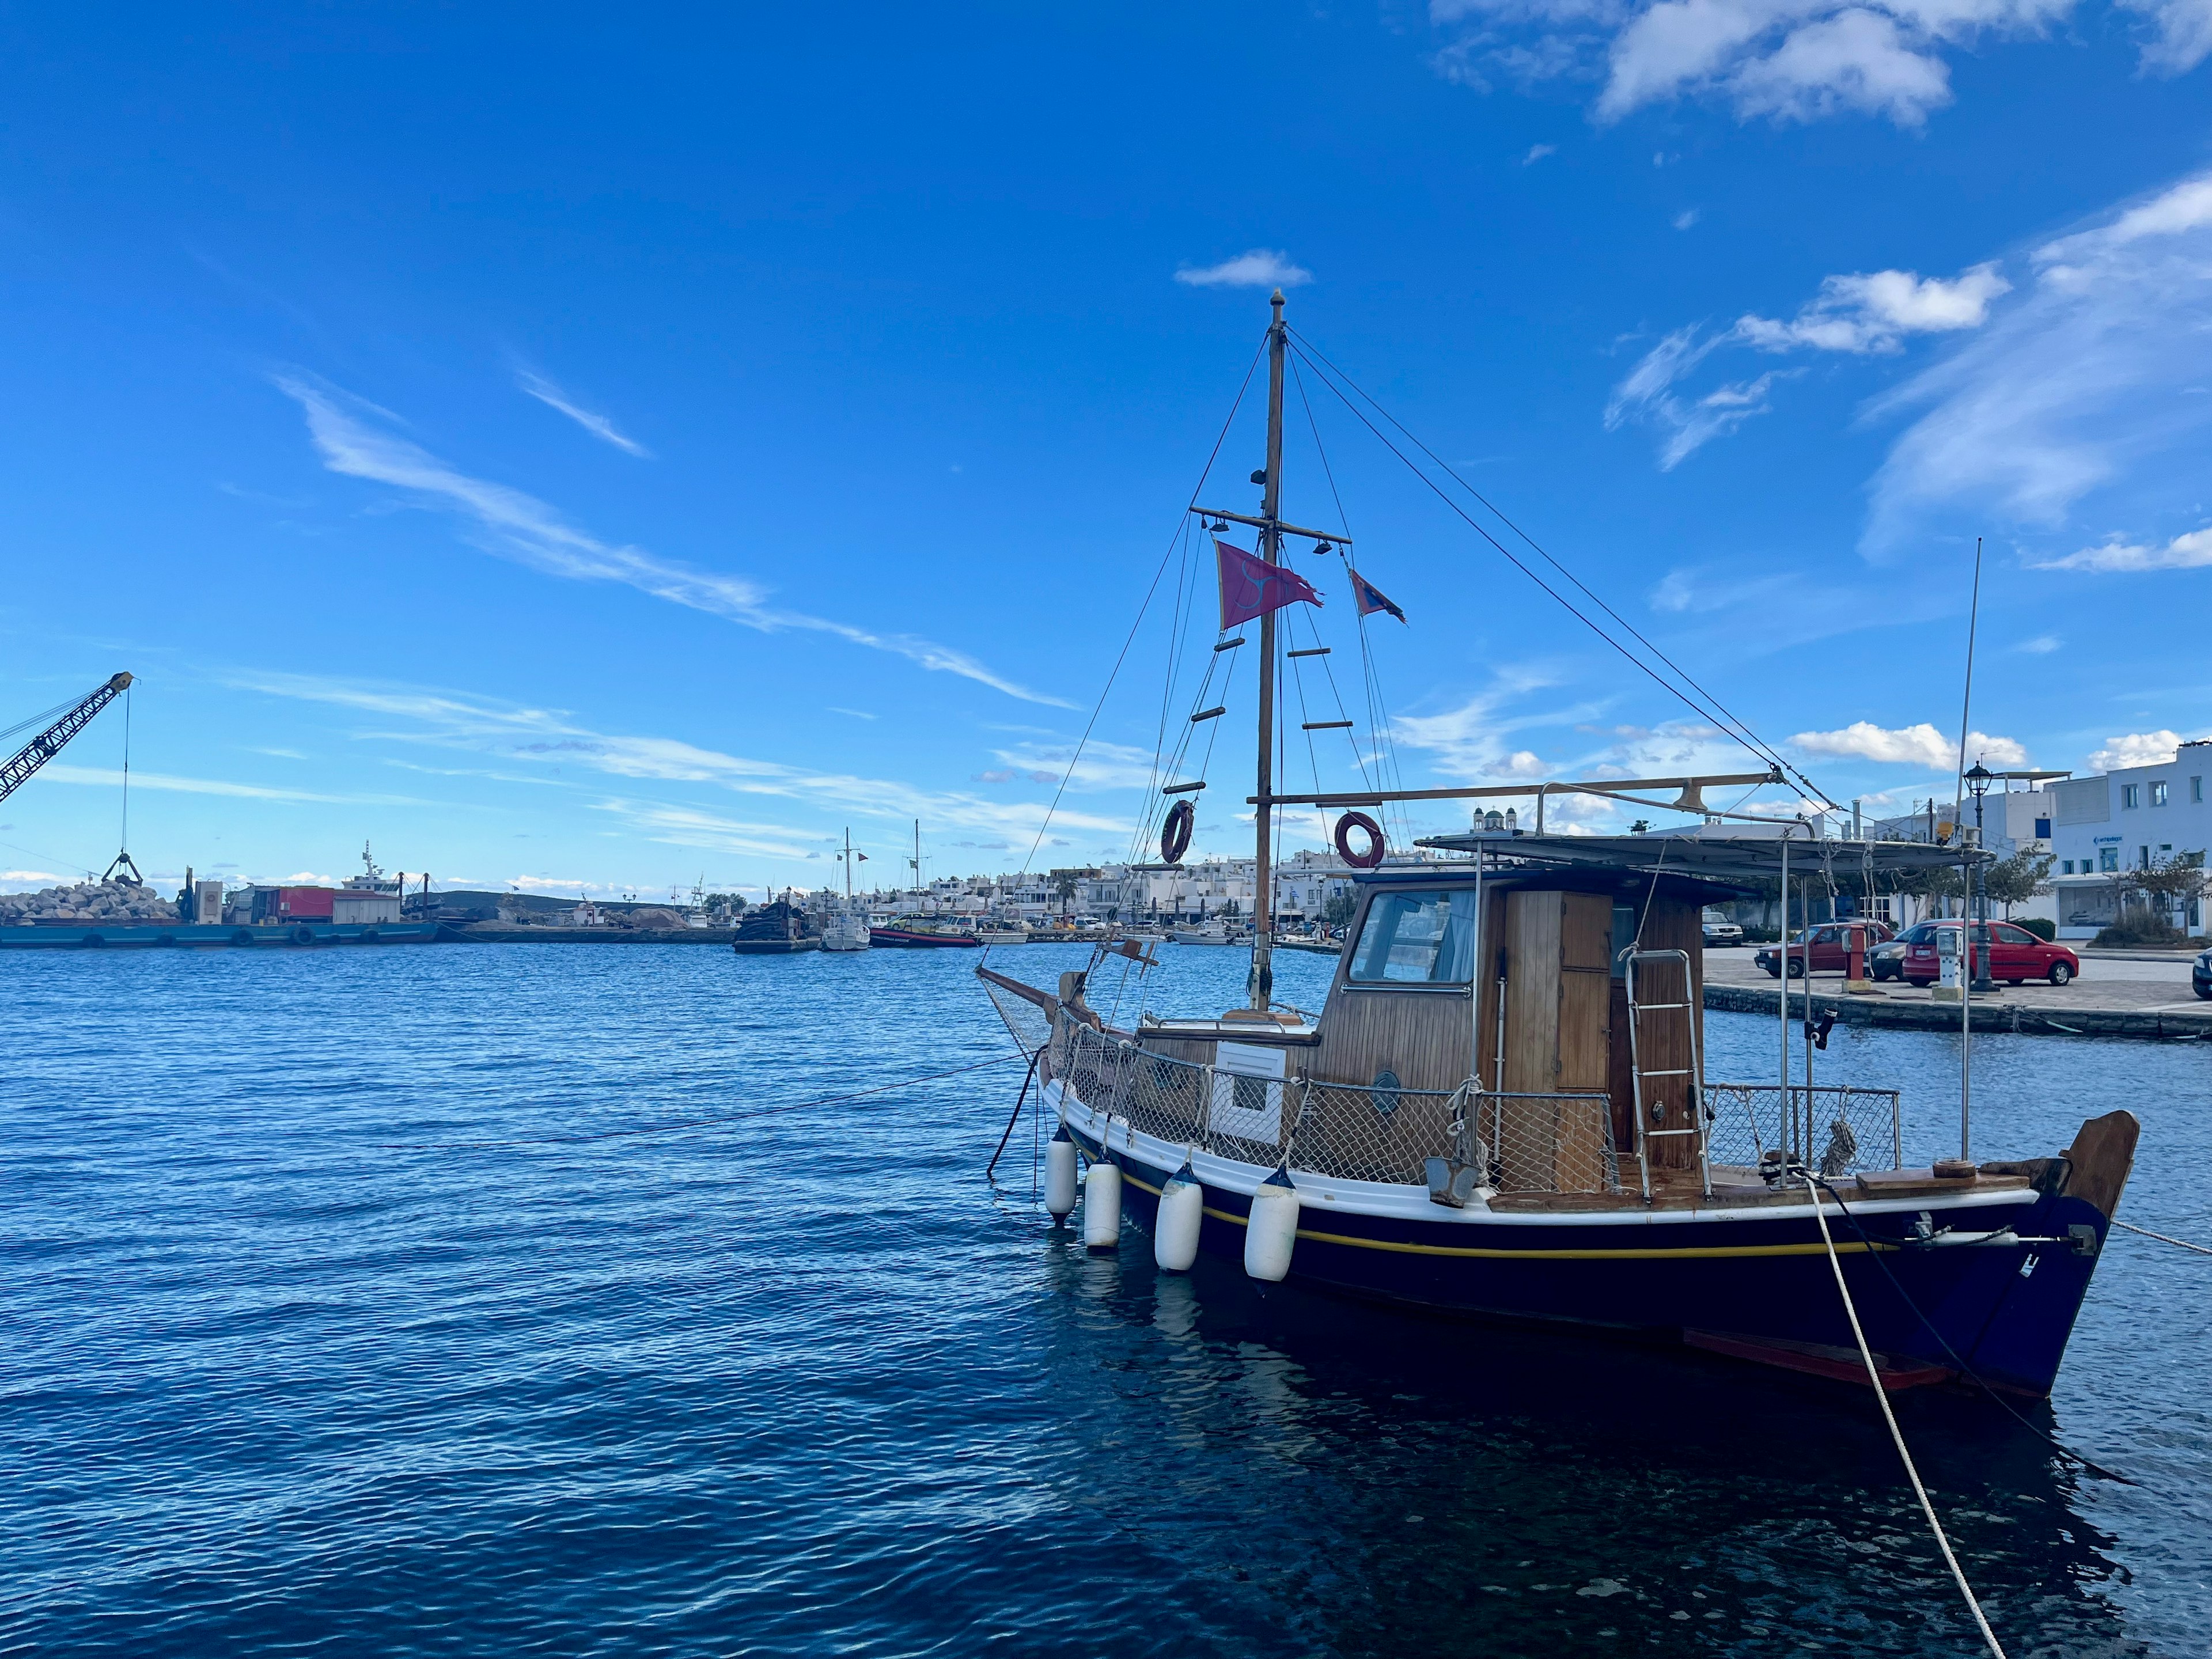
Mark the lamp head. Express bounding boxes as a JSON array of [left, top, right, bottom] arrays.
[[1965, 760, 1993, 797]]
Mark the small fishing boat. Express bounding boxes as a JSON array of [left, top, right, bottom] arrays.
[[731, 898, 819, 955], [1170, 921, 1241, 946], [872, 924, 982, 949], [979, 291, 2134, 1398]]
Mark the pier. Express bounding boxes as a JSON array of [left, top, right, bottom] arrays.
[[1702, 946, 2211, 1039]]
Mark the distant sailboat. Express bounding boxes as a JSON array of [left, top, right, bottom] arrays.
[[822, 828, 870, 952]]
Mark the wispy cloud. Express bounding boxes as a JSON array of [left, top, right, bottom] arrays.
[[1789, 721, 2026, 768], [1608, 261, 2005, 466], [1866, 167, 2212, 557], [1522, 143, 1557, 164], [516, 369, 650, 457], [274, 377, 1072, 707], [2014, 634, 2062, 653], [37, 763, 426, 805], [1174, 249, 1313, 289], [229, 670, 1124, 840]]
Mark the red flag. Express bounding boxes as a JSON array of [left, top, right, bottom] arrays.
[[1216, 539, 1323, 630]]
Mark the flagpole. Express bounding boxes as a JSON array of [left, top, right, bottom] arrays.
[[1251, 287, 1286, 1012]]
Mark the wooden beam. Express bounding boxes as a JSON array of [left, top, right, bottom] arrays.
[[1251, 770, 1778, 809]]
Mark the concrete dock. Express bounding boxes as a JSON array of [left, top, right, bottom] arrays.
[[1702, 946, 2211, 1040]]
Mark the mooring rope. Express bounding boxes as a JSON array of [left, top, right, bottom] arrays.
[[2112, 1218, 2212, 1256], [372, 1052, 1026, 1151], [1805, 1179, 2009, 1659], [984, 1048, 1047, 1177], [1808, 1176, 2138, 1487]]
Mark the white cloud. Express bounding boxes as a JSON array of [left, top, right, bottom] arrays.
[[1866, 169, 2212, 555], [1173, 249, 1313, 289], [2087, 730, 2190, 771], [1524, 142, 1559, 162], [1736, 262, 2009, 352], [1429, 0, 2191, 128], [1, 870, 60, 884], [1673, 208, 1700, 229], [1789, 720, 2027, 767], [2032, 526, 2212, 571], [517, 370, 650, 457], [2014, 633, 2062, 653], [275, 377, 1071, 707]]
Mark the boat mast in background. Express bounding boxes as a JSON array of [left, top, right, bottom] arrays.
[[1249, 289, 1287, 1012]]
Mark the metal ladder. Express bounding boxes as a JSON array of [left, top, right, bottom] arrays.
[[1623, 948, 1710, 1200]]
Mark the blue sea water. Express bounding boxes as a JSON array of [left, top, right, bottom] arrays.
[[2, 941, 2206, 1657]]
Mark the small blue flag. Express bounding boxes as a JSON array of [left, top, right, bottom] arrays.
[[1350, 569, 1405, 623]]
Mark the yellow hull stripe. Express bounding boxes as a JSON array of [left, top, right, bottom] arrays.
[[1099, 1156, 1895, 1260]]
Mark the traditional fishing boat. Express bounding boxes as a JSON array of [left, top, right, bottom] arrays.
[[978, 292, 2134, 1398]]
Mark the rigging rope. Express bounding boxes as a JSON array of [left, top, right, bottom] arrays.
[[1805, 1179, 2009, 1659], [1286, 332, 1835, 811], [1022, 331, 1270, 880]]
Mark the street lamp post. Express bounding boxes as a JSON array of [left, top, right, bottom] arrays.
[[1965, 760, 1997, 994]]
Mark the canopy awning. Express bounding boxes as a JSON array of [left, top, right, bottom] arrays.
[[1414, 830, 1989, 888]]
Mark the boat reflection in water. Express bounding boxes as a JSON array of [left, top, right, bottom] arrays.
[[1032, 1225, 2145, 1654]]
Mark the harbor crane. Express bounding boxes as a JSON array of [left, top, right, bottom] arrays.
[[0, 672, 141, 881], [0, 673, 133, 805]]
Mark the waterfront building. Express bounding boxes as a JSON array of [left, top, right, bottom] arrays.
[[2047, 739, 2212, 937]]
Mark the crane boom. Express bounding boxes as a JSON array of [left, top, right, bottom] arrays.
[[0, 672, 134, 805]]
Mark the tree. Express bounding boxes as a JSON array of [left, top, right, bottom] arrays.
[[1323, 891, 1357, 929], [1982, 850, 2053, 918], [2109, 851, 2211, 938]]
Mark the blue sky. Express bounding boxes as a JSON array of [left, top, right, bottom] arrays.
[[3, 3, 2209, 898]]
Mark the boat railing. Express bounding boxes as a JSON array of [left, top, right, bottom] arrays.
[[1700, 1081, 1904, 1174], [1047, 1015, 1622, 1196]]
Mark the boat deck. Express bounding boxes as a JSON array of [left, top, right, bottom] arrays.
[[1485, 1164, 2036, 1213]]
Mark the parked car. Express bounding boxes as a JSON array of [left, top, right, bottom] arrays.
[[1902, 921, 2079, 987], [1701, 911, 1744, 948], [1868, 923, 1930, 982], [1753, 919, 1897, 978], [2194, 945, 2211, 1001]]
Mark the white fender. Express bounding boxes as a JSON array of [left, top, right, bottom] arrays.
[[1044, 1126, 1078, 1218], [1243, 1165, 1300, 1283], [1082, 1157, 1123, 1249], [1153, 1162, 1204, 1272]]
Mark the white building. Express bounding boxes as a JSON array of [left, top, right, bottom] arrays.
[[2046, 740, 2212, 937]]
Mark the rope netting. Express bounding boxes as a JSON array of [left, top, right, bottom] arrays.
[[1045, 1014, 1623, 1195], [1701, 1083, 1904, 1175]]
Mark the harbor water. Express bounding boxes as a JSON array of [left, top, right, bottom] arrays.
[[3, 944, 2207, 1655]]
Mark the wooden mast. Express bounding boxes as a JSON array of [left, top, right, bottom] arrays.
[[1250, 288, 1287, 1011]]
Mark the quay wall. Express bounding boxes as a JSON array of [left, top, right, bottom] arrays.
[[1705, 982, 2212, 1041]]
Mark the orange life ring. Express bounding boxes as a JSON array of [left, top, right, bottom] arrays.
[[1334, 810, 1385, 869], [1160, 799, 1195, 865]]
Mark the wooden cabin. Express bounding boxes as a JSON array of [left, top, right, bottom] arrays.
[[1130, 858, 1743, 1187]]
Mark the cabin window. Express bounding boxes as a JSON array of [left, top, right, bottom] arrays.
[[1348, 889, 1476, 984]]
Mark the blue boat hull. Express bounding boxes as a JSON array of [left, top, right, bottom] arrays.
[[1070, 1122, 2115, 1399]]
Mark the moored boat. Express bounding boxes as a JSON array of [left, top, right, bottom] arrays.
[[871, 924, 981, 948], [977, 289, 2134, 1399]]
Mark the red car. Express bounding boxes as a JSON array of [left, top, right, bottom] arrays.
[[1753, 919, 1896, 979], [1902, 921, 2078, 987]]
